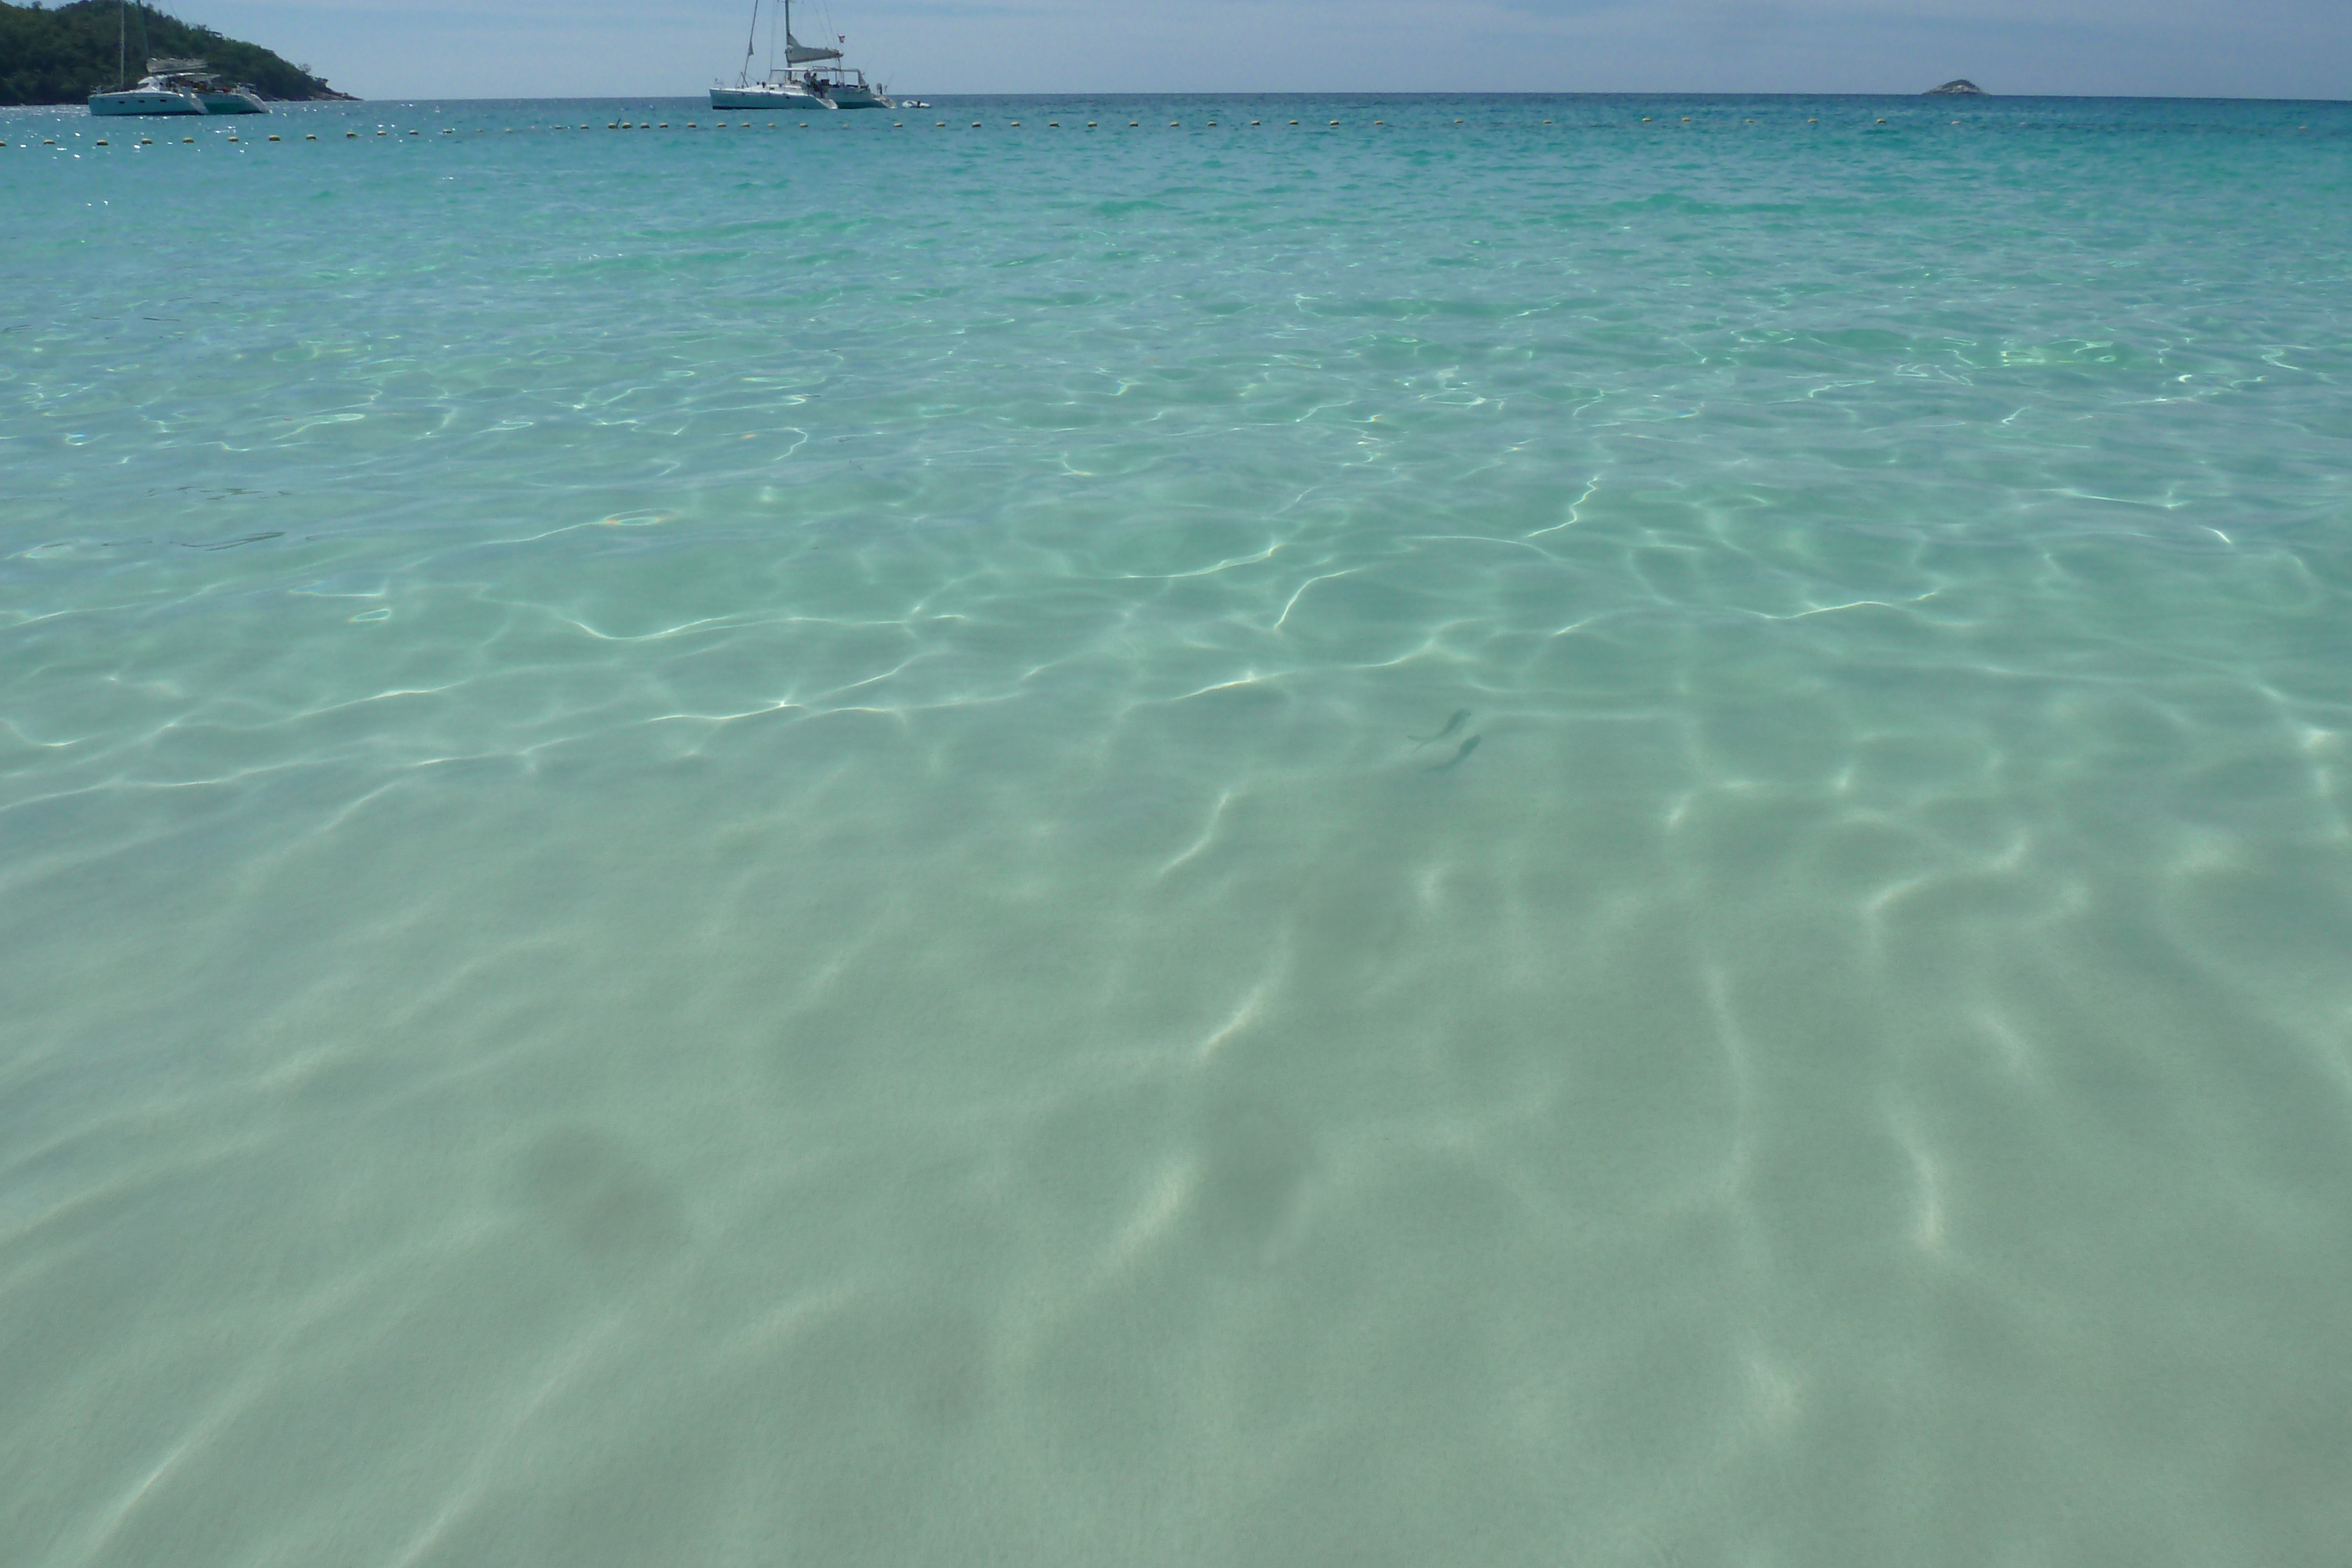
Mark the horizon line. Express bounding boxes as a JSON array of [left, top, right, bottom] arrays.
[[132, 90, 2352, 106]]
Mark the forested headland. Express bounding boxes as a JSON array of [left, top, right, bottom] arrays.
[[1, 0, 349, 104]]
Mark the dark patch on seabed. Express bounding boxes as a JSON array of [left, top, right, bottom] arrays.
[[1424, 734, 1481, 772], [176, 531, 285, 550], [1411, 707, 1471, 745], [508, 1125, 687, 1264]]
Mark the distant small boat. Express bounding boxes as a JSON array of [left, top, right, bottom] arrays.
[[712, 0, 891, 111]]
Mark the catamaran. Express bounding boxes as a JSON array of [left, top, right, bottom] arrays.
[[87, 6, 267, 115], [91, 60, 268, 116], [712, 0, 891, 111]]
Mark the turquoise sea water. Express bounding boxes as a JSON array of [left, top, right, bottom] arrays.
[[5, 92, 2351, 1563]]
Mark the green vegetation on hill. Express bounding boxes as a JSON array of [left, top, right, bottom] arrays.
[[0, 0, 348, 105]]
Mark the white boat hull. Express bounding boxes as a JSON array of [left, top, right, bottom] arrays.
[[199, 89, 268, 115], [89, 86, 205, 116], [711, 84, 833, 110]]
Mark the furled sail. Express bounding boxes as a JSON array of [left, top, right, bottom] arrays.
[[785, 31, 842, 62]]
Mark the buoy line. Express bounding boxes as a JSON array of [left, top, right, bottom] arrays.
[[8, 111, 1956, 153]]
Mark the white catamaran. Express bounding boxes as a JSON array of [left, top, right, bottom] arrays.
[[88, 5, 268, 116], [711, 0, 891, 111]]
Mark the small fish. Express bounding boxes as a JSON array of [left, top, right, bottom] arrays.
[[1411, 708, 1472, 745], [1425, 735, 1481, 773], [178, 531, 285, 551]]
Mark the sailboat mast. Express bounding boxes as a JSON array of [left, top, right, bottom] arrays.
[[118, 0, 126, 88]]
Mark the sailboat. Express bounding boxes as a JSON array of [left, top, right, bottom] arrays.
[[88, 2, 204, 115], [711, 0, 891, 111]]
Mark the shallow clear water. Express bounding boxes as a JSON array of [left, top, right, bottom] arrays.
[[5, 92, 2351, 1564]]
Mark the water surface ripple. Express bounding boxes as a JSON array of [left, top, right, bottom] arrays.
[[5, 93, 2351, 1566]]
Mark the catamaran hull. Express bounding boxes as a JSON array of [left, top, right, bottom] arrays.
[[711, 85, 833, 109], [199, 90, 268, 114], [822, 86, 891, 109], [89, 89, 205, 115]]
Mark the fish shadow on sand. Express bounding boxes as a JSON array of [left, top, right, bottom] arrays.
[[1424, 734, 1481, 773], [1410, 708, 1472, 746], [175, 530, 285, 551]]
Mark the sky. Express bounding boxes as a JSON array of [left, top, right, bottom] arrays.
[[145, 0, 2352, 102]]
